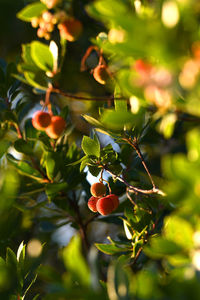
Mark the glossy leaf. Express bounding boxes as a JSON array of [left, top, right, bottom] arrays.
[[81, 135, 100, 157], [17, 2, 46, 22], [31, 41, 54, 72]]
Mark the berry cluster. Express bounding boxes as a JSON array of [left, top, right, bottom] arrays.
[[88, 182, 119, 216], [31, 11, 58, 40], [32, 111, 66, 139], [31, 8, 82, 42]]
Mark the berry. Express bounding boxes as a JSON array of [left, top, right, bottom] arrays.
[[32, 111, 51, 131], [45, 116, 66, 139], [90, 182, 106, 197], [31, 17, 39, 28], [134, 59, 152, 75], [93, 65, 109, 85], [41, 0, 61, 9], [109, 194, 119, 210], [58, 19, 83, 42], [88, 196, 99, 212], [96, 195, 115, 216], [42, 11, 53, 23], [37, 28, 45, 38]]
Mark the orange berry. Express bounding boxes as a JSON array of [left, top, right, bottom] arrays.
[[93, 65, 109, 85], [58, 19, 83, 42], [32, 111, 51, 131], [45, 116, 66, 139], [42, 11, 53, 23], [90, 182, 107, 197], [37, 28, 45, 38], [96, 195, 115, 216], [88, 196, 99, 212], [31, 17, 39, 28], [41, 0, 61, 9]]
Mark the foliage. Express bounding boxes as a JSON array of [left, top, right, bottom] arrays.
[[0, 0, 200, 299]]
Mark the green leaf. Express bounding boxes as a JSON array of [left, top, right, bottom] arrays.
[[95, 243, 130, 255], [17, 2, 46, 22], [107, 259, 129, 300], [88, 165, 101, 177], [63, 235, 90, 286], [0, 140, 11, 158], [101, 110, 137, 130], [31, 41, 54, 72], [45, 152, 59, 181], [81, 136, 100, 157], [14, 139, 33, 155], [32, 294, 40, 300], [6, 248, 17, 270], [187, 128, 200, 162], [45, 182, 68, 199], [144, 237, 183, 259], [7, 154, 43, 181], [22, 44, 36, 65], [82, 114, 104, 128], [164, 216, 193, 250], [12, 74, 30, 86], [87, 0, 127, 18], [80, 156, 91, 172], [24, 71, 48, 90], [66, 156, 87, 167]]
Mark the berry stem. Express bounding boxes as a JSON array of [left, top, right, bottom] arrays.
[[102, 178, 112, 194], [44, 83, 53, 115]]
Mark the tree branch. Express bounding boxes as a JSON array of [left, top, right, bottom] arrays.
[[104, 167, 166, 196], [51, 87, 127, 102]]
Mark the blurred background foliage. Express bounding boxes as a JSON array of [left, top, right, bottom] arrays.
[[0, 0, 200, 299]]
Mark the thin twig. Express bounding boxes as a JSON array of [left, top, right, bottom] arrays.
[[12, 123, 23, 139], [44, 83, 53, 115], [126, 188, 137, 206], [51, 87, 127, 102], [123, 137, 156, 188]]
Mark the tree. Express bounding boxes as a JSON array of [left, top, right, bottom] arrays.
[[0, 0, 200, 299]]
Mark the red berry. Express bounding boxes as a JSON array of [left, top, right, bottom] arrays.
[[32, 111, 51, 131], [134, 59, 152, 75], [90, 182, 107, 197], [93, 65, 109, 85], [58, 19, 83, 42], [87, 196, 99, 212], [109, 194, 119, 210], [96, 195, 115, 216], [45, 116, 66, 139]]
